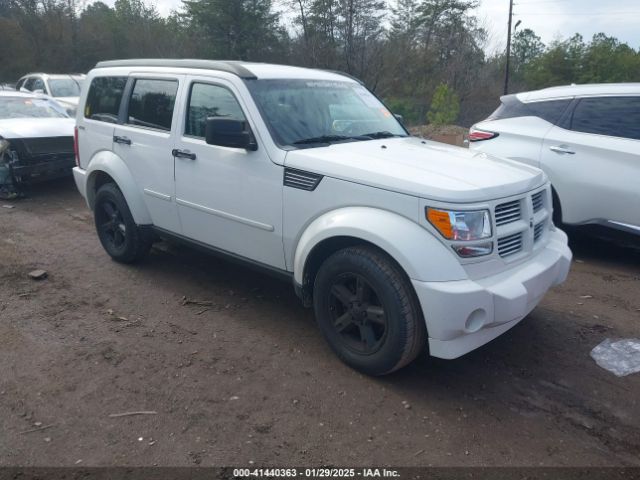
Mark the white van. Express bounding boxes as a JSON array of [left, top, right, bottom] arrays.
[[73, 59, 572, 375]]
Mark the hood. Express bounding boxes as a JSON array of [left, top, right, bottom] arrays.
[[54, 96, 79, 107], [284, 136, 545, 203], [0, 117, 75, 140]]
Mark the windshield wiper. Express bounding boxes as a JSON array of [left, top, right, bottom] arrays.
[[359, 131, 406, 139], [292, 131, 405, 146], [292, 135, 355, 145]]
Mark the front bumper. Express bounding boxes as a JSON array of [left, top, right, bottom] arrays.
[[412, 228, 572, 359], [12, 155, 75, 181]]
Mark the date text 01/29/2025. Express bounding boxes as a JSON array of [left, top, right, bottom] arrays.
[[232, 468, 401, 478]]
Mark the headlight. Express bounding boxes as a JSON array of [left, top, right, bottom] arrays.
[[426, 207, 492, 241]]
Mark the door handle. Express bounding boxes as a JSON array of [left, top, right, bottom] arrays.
[[172, 149, 197, 160], [113, 135, 132, 145], [549, 145, 575, 155]]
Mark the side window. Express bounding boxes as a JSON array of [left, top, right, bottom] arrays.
[[487, 97, 529, 120], [24, 78, 35, 91], [127, 78, 178, 131], [571, 97, 640, 141], [185, 83, 246, 138], [16, 79, 25, 90], [32, 78, 45, 92], [84, 76, 127, 124]]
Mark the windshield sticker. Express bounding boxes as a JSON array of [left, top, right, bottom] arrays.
[[305, 81, 349, 89]]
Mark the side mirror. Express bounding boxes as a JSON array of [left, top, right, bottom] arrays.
[[394, 113, 404, 123], [205, 118, 257, 151]]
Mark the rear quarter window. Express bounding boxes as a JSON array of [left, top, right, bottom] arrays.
[[570, 96, 640, 141], [489, 96, 571, 125], [84, 76, 127, 123]]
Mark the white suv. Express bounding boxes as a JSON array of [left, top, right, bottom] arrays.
[[73, 59, 572, 375], [469, 83, 640, 236]]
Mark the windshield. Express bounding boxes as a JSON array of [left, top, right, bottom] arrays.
[[0, 97, 68, 119], [246, 79, 407, 148], [48, 78, 81, 97]]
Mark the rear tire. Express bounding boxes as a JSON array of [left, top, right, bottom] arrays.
[[313, 246, 426, 376], [94, 183, 152, 263]]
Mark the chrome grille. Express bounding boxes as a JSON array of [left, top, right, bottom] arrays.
[[498, 232, 523, 257], [283, 168, 323, 191], [495, 199, 521, 226], [532, 191, 544, 213], [534, 222, 545, 242]]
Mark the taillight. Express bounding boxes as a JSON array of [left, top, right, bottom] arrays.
[[469, 127, 499, 142], [73, 126, 80, 167]]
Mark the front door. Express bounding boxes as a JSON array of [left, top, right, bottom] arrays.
[[173, 77, 285, 269]]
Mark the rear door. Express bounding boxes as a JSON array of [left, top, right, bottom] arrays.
[[112, 74, 184, 233], [541, 95, 640, 229]]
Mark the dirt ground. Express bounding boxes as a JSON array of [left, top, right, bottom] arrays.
[[0, 178, 639, 467]]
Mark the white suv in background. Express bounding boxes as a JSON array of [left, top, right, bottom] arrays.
[[73, 59, 571, 375], [470, 84, 640, 236]]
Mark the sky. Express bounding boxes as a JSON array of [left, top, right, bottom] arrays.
[[477, 0, 640, 53], [100, 0, 640, 53]]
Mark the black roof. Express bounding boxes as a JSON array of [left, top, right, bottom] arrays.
[[94, 59, 258, 79]]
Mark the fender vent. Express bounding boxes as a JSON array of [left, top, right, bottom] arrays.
[[284, 168, 323, 191], [495, 199, 521, 226], [532, 190, 544, 212], [498, 232, 523, 257]]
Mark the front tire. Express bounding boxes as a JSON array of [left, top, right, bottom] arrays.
[[94, 183, 152, 263], [313, 246, 426, 376]]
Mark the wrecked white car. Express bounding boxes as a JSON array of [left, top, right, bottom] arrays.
[[0, 91, 75, 199]]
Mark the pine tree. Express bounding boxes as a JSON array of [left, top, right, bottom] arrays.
[[182, 0, 285, 61], [427, 83, 459, 125]]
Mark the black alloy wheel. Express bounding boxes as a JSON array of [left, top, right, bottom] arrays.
[[94, 183, 152, 263], [313, 246, 426, 375], [328, 273, 388, 355], [97, 198, 127, 253]]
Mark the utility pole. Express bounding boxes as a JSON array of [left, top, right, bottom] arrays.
[[503, 0, 514, 95]]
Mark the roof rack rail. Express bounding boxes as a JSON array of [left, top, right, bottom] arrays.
[[94, 59, 258, 80]]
